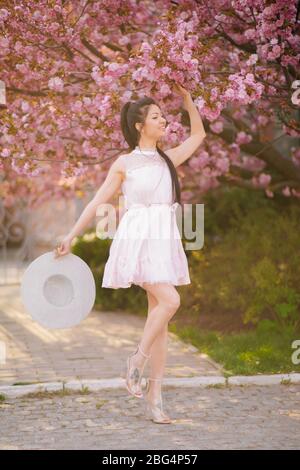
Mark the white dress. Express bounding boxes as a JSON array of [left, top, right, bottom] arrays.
[[101, 146, 191, 289]]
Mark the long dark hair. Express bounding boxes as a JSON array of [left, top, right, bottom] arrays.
[[120, 96, 181, 206]]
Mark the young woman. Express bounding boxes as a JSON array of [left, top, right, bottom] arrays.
[[54, 83, 206, 423]]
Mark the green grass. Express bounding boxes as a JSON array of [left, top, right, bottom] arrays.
[[20, 386, 91, 400], [169, 322, 300, 376]]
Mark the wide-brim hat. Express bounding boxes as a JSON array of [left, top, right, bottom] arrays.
[[21, 251, 96, 329]]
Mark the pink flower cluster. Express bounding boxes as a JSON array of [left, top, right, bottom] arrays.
[[0, 0, 298, 207]]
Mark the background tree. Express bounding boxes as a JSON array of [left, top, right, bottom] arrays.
[[0, 0, 299, 209]]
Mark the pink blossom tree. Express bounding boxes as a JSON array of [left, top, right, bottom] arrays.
[[1, 0, 299, 209]]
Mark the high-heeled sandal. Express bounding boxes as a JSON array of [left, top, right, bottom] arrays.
[[125, 344, 151, 399], [144, 377, 173, 424]]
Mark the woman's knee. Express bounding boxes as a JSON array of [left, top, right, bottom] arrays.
[[144, 283, 180, 313], [161, 291, 180, 312]]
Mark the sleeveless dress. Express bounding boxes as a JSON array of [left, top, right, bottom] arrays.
[[101, 146, 191, 289]]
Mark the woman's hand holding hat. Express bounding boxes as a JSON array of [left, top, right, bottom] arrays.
[[54, 236, 73, 258]]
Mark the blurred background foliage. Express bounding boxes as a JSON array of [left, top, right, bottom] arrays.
[[72, 187, 300, 374]]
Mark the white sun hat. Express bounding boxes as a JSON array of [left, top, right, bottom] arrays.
[[21, 251, 96, 329]]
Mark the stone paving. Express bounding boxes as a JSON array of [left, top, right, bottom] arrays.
[[1, 284, 299, 450], [0, 285, 222, 386], [1, 384, 299, 450]]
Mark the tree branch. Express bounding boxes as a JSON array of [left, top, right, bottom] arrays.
[[219, 127, 300, 182], [80, 36, 110, 61], [6, 86, 48, 97], [103, 41, 125, 53], [219, 30, 256, 54]]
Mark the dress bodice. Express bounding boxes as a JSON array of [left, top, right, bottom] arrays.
[[120, 147, 174, 210]]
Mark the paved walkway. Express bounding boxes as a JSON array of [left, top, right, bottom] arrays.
[[1, 284, 299, 450], [1, 384, 299, 449], [0, 285, 221, 386]]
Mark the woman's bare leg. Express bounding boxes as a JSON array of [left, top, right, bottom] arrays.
[[146, 289, 169, 400], [130, 283, 180, 374]]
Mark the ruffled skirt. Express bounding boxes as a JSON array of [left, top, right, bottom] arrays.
[[101, 204, 191, 289]]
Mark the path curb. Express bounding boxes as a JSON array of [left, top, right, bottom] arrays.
[[227, 373, 300, 386], [0, 373, 299, 399]]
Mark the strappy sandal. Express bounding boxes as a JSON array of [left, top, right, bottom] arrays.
[[125, 344, 151, 398], [144, 377, 173, 424]]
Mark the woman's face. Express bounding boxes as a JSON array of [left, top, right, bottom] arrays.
[[137, 104, 166, 140]]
